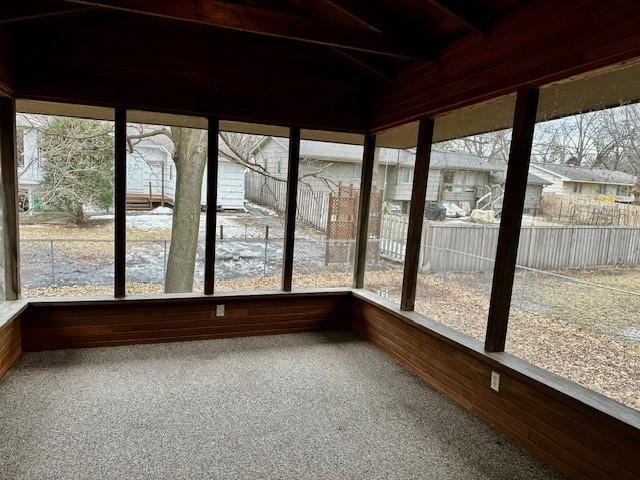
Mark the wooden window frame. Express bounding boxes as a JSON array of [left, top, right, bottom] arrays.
[[485, 87, 539, 352]]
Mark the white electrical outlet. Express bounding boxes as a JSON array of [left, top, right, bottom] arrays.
[[490, 371, 500, 392], [216, 304, 225, 317]]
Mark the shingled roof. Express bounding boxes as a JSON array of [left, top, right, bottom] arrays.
[[255, 137, 507, 172], [532, 163, 637, 186]]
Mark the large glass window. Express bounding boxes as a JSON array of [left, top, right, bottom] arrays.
[[292, 137, 364, 289], [413, 96, 515, 341], [17, 112, 115, 298], [505, 63, 640, 411], [363, 126, 418, 304], [214, 131, 287, 292], [125, 120, 208, 294]]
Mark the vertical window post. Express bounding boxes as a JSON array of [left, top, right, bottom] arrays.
[[204, 117, 219, 295], [114, 107, 127, 298], [0, 97, 20, 300], [485, 87, 539, 352], [353, 133, 376, 289], [282, 127, 300, 292], [400, 118, 434, 311]]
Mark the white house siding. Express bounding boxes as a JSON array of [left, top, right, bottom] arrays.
[[216, 159, 245, 209], [254, 138, 363, 194], [529, 165, 564, 194], [253, 137, 289, 177], [127, 145, 176, 200], [426, 170, 442, 201], [128, 144, 245, 210], [524, 184, 543, 212], [17, 120, 43, 210]]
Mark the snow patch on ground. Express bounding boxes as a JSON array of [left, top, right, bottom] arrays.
[[245, 202, 279, 217], [152, 206, 173, 215]]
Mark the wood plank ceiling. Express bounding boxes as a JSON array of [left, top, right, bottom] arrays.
[[0, 0, 525, 131]]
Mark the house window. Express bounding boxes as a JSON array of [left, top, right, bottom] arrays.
[[276, 158, 283, 175], [443, 171, 454, 185], [16, 127, 25, 167], [399, 167, 413, 183], [617, 185, 628, 196], [353, 165, 362, 179], [596, 184, 606, 194], [572, 183, 582, 193]]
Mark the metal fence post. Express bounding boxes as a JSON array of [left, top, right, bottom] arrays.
[[50, 240, 55, 285], [519, 268, 527, 308], [163, 240, 168, 281], [263, 225, 269, 277]]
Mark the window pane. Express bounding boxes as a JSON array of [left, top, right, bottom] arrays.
[[293, 138, 364, 289], [126, 121, 207, 294], [18, 113, 115, 297], [215, 132, 287, 292], [364, 129, 418, 304], [413, 95, 515, 341], [506, 63, 640, 411]]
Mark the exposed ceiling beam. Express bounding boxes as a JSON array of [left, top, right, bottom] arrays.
[[316, 0, 382, 32], [65, 0, 428, 59], [0, 6, 93, 25], [426, 0, 492, 35], [330, 48, 393, 83]]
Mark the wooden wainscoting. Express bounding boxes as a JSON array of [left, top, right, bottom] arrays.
[[22, 291, 351, 351], [0, 302, 26, 381], [352, 291, 640, 480]]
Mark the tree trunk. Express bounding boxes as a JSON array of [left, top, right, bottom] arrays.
[[165, 128, 208, 293]]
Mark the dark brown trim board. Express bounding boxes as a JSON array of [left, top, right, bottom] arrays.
[[352, 133, 376, 288], [486, 87, 539, 352], [282, 127, 300, 292], [352, 290, 640, 480], [204, 117, 219, 295], [21, 290, 350, 351], [400, 118, 433, 311], [113, 107, 127, 298], [0, 97, 20, 300]]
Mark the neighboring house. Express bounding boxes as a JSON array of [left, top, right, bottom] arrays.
[[16, 115, 42, 211], [492, 172, 552, 214], [252, 137, 547, 213], [16, 115, 245, 212], [127, 130, 245, 211], [529, 162, 637, 203]]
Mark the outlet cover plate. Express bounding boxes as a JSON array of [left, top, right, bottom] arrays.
[[490, 371, 500, 392], [216, 304, 225, 317]]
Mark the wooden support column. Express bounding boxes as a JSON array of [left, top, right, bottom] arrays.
[[114, 107, 127, 298], [282, 127, 300, 292], [400, 118, 434, 311], [485, 87, 539, 352], [0, 97, 20, 300], [353, 133, 376, 288], [204, 117, 219, 295]]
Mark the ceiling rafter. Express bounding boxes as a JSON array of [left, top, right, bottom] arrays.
[[426, 0, 492, 35], [0, 6, 93, 25], [65, 0, 429, 59]]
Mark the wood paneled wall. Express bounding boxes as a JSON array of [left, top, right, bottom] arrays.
[[351, 291, 640, 480], [0, 304, 24, 381], [373, 0, 640, 130], [22, 292, 351, 351]]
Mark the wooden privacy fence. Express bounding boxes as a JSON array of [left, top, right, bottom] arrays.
[[542, 193, 640, 227], [379, 214, 640, 273], [245, 171, 329, 230]]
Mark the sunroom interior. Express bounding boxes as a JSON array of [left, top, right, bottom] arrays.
[[1, 1, 640, 479]]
